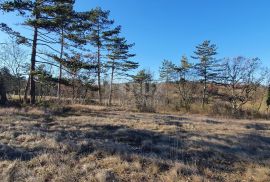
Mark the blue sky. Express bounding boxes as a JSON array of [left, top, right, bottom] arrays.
[[75, 0, 270, 75], [1, 0, 270, 76]]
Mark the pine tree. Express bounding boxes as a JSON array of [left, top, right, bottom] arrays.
[[106, 31, 137, 106], [86, 7, 118, 103], [192, 40, 219, 108], [179, 56, 191, 80], [63, 53, 96, 101], [51, 0, 76, 99], [174, 56, 193, 110], [159, 60, 175, 104], [132, 70, 156, 111], [0, 0, 75, 104], [159, 60, 175, 83]]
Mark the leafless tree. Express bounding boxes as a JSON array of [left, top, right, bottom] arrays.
[[0, 39, 27, 101], [222, 57, 265, 114]]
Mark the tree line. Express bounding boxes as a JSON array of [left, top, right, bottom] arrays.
[[93, 39, 268, 117], [157, 40, 269, 116], [0, 0, 138, 105], [1, 1, 270, 118]]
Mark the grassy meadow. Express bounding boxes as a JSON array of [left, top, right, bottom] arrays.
[[0, 105, 269, 181]]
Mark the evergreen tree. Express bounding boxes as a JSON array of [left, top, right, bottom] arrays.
[[0, 0, 75, 104], [179, 55, 191, 80], [50, 0, 76, 99], [106, 32, 137, 105], [132, 70, 156, 112], [86, 7, 119, 103], [192, 40, 219, 108], [159, 60, 175, 104], [48, 2, 95, 100], [159, 60, 175, 83], [174, 56, 193, 110]]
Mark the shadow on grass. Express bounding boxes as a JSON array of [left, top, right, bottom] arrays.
[[202, 119, 223, 125], [50, 106, 120, 119], [2, 109, 270, 179], [0, 144, 35, 161], [246, 123, 270, 130]]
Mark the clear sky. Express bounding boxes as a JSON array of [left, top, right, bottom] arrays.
[[1, 0, 270, 76]]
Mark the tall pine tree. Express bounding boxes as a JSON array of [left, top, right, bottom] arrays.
[[192, 40, 219, 108], [106, 31, 137, 105], [86, 7, 118, 103], [0, 0, 76, 104]]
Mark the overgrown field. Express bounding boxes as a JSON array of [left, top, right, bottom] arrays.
[[0, 105, 270, 181]]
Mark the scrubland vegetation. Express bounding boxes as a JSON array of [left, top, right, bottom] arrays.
[[1, 0, 270, 181]]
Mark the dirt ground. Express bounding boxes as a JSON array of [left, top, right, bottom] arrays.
[[0, 105, 270, 182]]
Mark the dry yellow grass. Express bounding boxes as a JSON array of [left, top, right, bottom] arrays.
[[0, 105, 270, 181]]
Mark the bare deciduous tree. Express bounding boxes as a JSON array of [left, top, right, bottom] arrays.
[[0, 39, 27, 101], [222, 57, 265, 114]]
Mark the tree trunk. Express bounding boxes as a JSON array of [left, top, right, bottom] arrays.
[[231, 84, 237, 115], [23, 76, 30, 103], [0, 76, 7, 105], [18, 79, 21, 102], [108, 61, 115, 106], [97, 45, 102, 103], [57, 28, 64, 100], [72, 75, 75, 103], [202, 76, 207, 109], [29, 26, 38, 104], [83, 87, 88, 101], [165, 82, 169, 105]]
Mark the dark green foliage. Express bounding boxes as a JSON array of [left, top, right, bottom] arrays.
[[64, 54, 97, 73], [174, 56, 194, 111], [132, 70, 156, 112], [0, 0, 50, 104], [192, 40, 221, 108], [0, 67, 8, 105], [0, 66, 24, 92], [86, 7, 115, 48], [106, 35, 137, 75], [266, 86, 270, 109], [0, 66, 26, 104], [0, 0, 84, 104], [0, 2, 138, 105], [159, 60, 175, 105], [159, 60, 175, 83], [106, 30, 137, 105], [192, 40, 220, 82], [85, 7, 119, 103], [0, 23, 29, 45], [175, 56, 192, 80], [133, 70, 152, 84]]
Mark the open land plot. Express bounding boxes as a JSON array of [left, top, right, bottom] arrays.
[[0, 105, 270, 182]]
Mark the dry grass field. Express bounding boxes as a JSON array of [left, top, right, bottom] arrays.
[[0, 105, 270, 182]]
